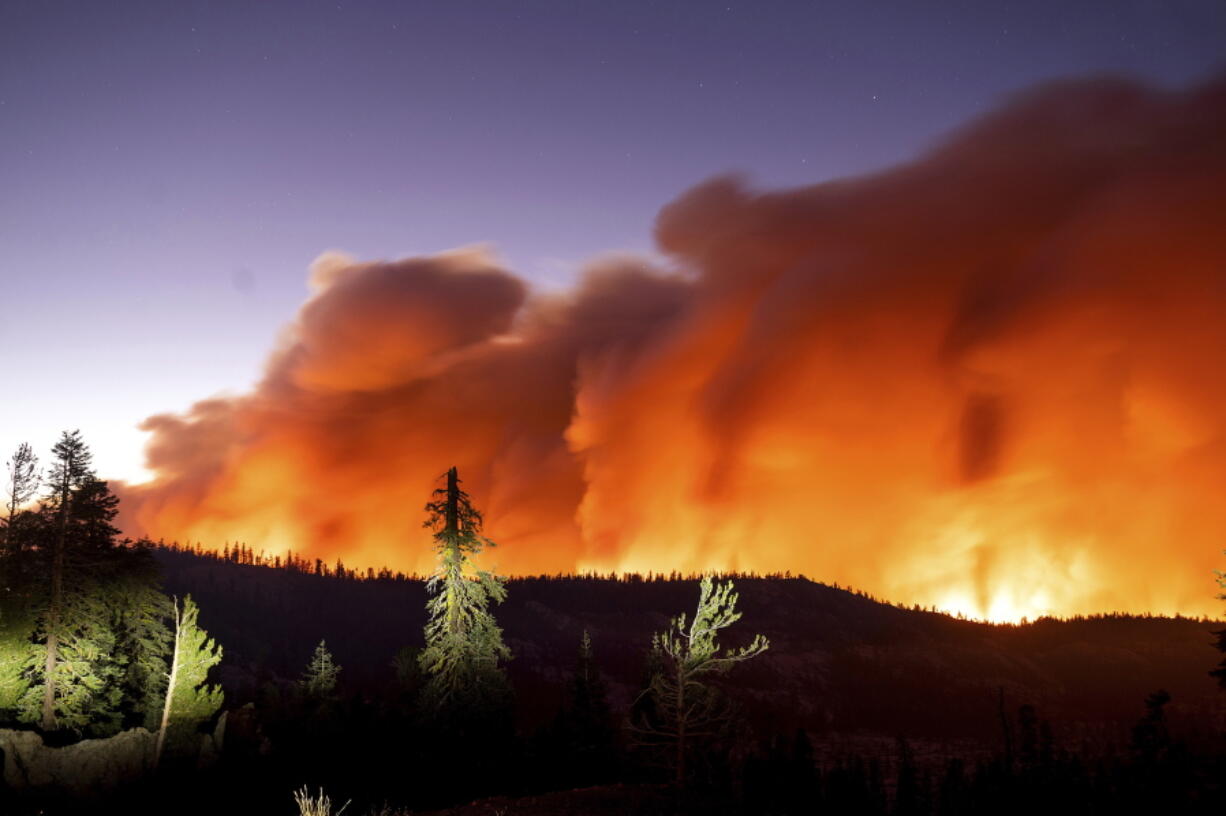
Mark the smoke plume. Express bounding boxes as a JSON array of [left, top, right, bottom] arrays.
[[121, 75, 1226, 620]]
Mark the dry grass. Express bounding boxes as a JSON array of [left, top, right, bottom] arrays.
[[293, 786, 352, 816]]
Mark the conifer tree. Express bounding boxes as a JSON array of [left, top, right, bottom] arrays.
[[300, 639, 341, 699], [555, 630, 616, 784], [2, 442, 39, 558], [156, 595, 224, 764], [109, 548, 174, 730], [0, 443, 40, 719], [6, 435, 173, 735], [1212, 561, 1225, 689], [25, 431, 118, 732], [18, 587, 124, 734], [417, 467, 510, 712], [632, 576, 769, 785], [571, 630, 610, 723]]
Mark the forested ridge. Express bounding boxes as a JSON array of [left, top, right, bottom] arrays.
[[151, 544, 1226, 740]]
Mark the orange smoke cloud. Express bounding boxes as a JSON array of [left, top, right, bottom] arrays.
[[120, 75, 1226, 621]]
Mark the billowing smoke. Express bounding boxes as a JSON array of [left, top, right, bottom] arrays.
[[120, 75, 1226, 620]]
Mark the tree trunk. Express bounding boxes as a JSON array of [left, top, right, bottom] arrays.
[[40, 473, 70, 731], [444, 467, 462, 638], [155, 599, 182, 766], [445, 466, 459, 534]]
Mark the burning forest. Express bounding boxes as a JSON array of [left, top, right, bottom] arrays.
[[4, 3, 1226, 814], [119, 75, 1226, 623]]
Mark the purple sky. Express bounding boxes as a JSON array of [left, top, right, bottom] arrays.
[[1, 0, 1224, 482]]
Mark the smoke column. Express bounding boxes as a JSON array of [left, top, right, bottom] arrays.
[[121, 75, 1226, 621]]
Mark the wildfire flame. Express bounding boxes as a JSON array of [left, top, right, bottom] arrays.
[[119, 75, 1226, 622]]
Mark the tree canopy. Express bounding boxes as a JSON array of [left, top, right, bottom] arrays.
[[417, 467, 510, 714]]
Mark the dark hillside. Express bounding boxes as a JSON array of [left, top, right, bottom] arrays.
[[152, 548, 1226, 744]]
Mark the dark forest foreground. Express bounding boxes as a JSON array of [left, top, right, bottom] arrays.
[[3, 546, 1223, 815]]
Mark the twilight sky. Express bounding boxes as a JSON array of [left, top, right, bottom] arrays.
[[1, 0, 1224, 483]]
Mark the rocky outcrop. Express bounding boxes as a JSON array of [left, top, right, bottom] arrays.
[[0, 727, 156, 794]]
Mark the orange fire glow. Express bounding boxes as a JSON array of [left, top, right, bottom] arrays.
[[119, 75, 1226, 622]]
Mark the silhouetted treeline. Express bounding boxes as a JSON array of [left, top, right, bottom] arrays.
[[151, 541, 1223, 625], [145, 546, 1226, 743]]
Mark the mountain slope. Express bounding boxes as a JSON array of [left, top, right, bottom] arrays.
[[151, 548, 1225, 741]]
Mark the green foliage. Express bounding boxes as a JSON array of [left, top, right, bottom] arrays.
[[7, 533, 171, 736], [417, 467, 510, 713], [18, 433, 142, 735], [158, 595, 224, 758], [2, 433, 222, 745], [109, 559, 174, 730], [0, 442, 38, 716], [653, 578, 769, 675], [300, 639, 341, 699], [632, 576, 769, 784], [42, 430, 94, 515], [0, 599, 35, 718], [18, 586, 125, 735]]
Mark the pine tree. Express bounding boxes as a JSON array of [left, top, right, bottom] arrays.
[[109, 548, 174, 730], [18, 587, 124, 734], [5, 438, 168, 733], [571, 630, 611, 725], [631, 576, 769, 785], [156, 595, 224, 764], [555, 630, 616, 785], [417, 467, 510, 713], [25, 431, 121, 732], [0, 443, 40, 720], [1211, 561, 1225, 689], [300, 639, 341, 699], [2, 442, 39, 559]]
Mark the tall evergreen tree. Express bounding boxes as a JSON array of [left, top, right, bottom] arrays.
[[16, 432, 161, 736], [417, 467, 510, 712], [631, 576, 769, 785], [18, 586, 124, 734], [109, 547, 174, 730], [300, 639, 342, 699], [156, 595, 224, 764]]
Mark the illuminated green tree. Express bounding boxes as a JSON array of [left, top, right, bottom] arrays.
[[632, 577, 769, 785], [156, 595, 223, 763], [0, 603, 35, 720], [417, 467, 510, 712], [300, 639, 341, 699], [0, 443, 39, 719], [18, 585, 124, 734], [109, 550, 174, 730], [23, 432, 126, 733]]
